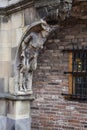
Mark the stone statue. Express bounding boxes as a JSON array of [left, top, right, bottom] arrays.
[[14, 20, 51, 95]]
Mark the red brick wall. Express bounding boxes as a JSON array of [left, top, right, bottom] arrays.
[[31, 20, 87, 130]]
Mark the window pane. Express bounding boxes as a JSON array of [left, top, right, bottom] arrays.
[[72, 51, 87, 97]]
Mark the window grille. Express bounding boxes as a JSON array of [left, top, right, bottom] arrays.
[[62, 44, 87, 100]]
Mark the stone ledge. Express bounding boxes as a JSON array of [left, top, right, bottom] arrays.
[[0, 93, 35, 101]]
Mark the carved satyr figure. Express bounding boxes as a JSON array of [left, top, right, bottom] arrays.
[[14, 20, 51, 95]]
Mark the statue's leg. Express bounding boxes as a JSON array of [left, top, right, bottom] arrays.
[[22, 73, 27, 91], [27, 72, 33, 91], [14, 69, 20, 93], [19, 72, 24, 91]]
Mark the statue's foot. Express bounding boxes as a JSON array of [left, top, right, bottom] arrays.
[[15, 90, 33, 95], [20, 88, 24, 91]]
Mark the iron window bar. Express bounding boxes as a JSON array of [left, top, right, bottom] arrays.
[[62, 93, 87, 100], [64, 71, 87, 76], [62, 49, 87, 53]]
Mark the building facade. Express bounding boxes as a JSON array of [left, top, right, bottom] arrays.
[[0, 0, 87, 130]]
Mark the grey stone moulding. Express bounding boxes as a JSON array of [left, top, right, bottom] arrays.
[[0, 0, 34, 15], [0, 93, 35, 101]]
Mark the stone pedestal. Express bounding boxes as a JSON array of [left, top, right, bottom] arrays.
[[0, 94, 34, 130], [7, 101, 31, 130]]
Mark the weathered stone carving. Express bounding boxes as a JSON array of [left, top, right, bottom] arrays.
[[35, 0, 72, 23], [72, 1, 87, 19], [14, 20, 51, 95]]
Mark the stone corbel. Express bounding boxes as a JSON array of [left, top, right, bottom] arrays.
[[13, 20, 52, 95]]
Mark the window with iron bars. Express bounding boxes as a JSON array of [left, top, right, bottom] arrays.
[[62, 44, 87, 100]]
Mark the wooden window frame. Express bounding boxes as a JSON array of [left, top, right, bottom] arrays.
[[69, 52, 73, 94]]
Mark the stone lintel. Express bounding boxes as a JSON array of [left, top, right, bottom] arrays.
[[0, 93, 35, 101]]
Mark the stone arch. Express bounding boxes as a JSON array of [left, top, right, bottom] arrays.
[[14, 20, 52, 95]]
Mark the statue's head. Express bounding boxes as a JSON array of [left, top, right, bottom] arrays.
[[41, 19, 50, 32], [40, 19, 52, 38]]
